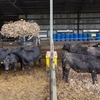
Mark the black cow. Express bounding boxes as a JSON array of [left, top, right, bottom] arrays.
[[62, 52, 100, 84], [0, 48, 12, 74], [14, 46, 41, 75], [62, 44, 86, 53], [62, 43, 70, 52], [0, 48, 12, 62], [62, 43, 100, 57], [62, 44, 88, 54], [4, 53, 23, 79]]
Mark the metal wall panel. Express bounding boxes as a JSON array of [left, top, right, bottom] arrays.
[[19, 13, 100, 30], [80, 13, 100, 18]]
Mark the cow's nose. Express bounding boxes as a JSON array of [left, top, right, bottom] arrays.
[[5, 67, 9, 71]]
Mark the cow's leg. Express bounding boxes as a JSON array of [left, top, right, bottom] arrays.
[[65, 69, 70, 83], [39, 56, 41, 67], [34, 62, 36, 66], [13, 63, 17, 76], [20, 63, 25, 75], [62, 67, 65, 79], [64, 62, 70, 83], [91, 70, 97, 84], [62, 59, 65, 79], [5, 70, 9, 80], [28, 63, 32, 75], [0, 62, 3, 75], [28, 66, 31, 75], [21, 67, 25, 75], [0, 63, 1, 75]]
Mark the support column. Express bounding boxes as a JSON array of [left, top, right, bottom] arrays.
[[77, 13, 80, 34], [50, 0, 57, 100], [0, 19, 4, 39]]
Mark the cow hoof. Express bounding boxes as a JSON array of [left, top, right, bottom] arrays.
[[93, 80, 98, 85], [28, 73, 31, 75], [5, 76, 8, 80], [39, 65, 41, 67], [28, 72, 31, 75], [13, 74, 16, 77], [21, 73, 23, 75], [21, 71, 25, 75], [62, 76, 64, 80], [65, 80, 69, 83]]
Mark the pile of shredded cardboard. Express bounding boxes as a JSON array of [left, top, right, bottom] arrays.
[[1, 20, 40, 39]]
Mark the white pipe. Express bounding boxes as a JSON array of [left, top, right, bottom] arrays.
[[50, 0, 57, 100], [50, 0, 53, 50]]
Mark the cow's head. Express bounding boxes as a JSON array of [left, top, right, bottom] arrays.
[[62, 43, 70, 52], [4, 55, 11, 70]]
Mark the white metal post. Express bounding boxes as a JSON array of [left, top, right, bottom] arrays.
[[50, 0, 57, 100], [23, 36, 26, 45]]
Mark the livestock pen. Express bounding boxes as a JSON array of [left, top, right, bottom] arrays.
[[0, 41, 100, 100], [0, 41, 50, 100], [55, 42, 100, 100], [1, 0, 100, 100]]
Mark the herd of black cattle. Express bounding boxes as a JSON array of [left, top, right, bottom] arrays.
[[62, 43, 100, 84], [0, 42, 100, 85], [0, 45, 41, 79]]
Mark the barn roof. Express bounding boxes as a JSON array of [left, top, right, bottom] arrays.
[[0, 0, 100, 15]]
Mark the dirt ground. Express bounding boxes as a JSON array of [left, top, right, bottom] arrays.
[[0, 60, 48, 100], [56, 62, 100, 100], [0, 42, 100, 100], [1, 59, 100, 100]]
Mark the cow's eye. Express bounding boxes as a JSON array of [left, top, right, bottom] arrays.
[[7, 57, 10, 60]]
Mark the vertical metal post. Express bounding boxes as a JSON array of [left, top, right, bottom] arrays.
[[77, 13, 80, 34], [50, 0, 53, 48], [50, 0, 57, 100], [25, 14, 27, 21], [23, 15, 27, 45], [23, 36, 26, 45]]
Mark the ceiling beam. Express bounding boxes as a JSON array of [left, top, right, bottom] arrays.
[[8, 0, 25, 14]]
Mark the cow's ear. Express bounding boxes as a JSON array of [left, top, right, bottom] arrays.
[[7, 56, 11, 60]]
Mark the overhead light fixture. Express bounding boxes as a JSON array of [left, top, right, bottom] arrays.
[[57, 30, 73, 32], [40, 30, 47, 32], [83, 30, 99, 32]]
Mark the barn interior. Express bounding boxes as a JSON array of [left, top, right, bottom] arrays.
[[0, 0, 100, 100], [0, 0, 100, 41]]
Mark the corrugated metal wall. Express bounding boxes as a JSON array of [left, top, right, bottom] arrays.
[[19, 13, 100, 31]]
